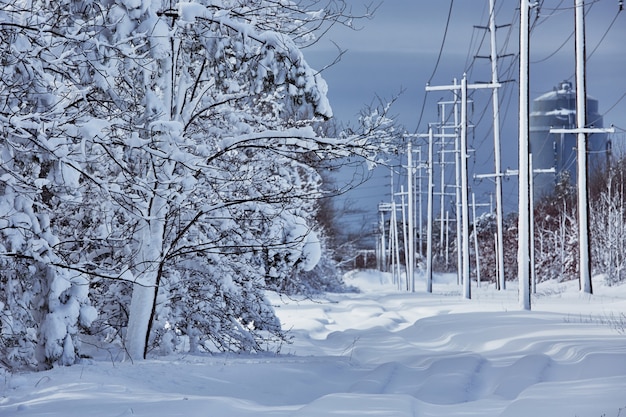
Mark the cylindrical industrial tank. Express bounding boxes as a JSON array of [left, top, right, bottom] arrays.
[[529, 80, 607, 200]]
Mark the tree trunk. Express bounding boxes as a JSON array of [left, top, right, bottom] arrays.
[[126, 281, 157, 360], [125, 191, 168, 360]]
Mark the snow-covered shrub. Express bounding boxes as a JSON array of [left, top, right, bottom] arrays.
[[0, 258, 40, 370], [533, 172, 579, 283], [589, 159, 626, 285], [285, 254, 358, 295], [151, 258, 287, 355]]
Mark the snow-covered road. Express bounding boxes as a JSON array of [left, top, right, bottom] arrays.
[[2, 270, 625, 417]]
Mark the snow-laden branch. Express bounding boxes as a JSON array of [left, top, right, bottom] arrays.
[[176, 1, 332, 119]]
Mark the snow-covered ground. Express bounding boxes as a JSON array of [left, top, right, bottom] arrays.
[[2, 270, 625, 417]]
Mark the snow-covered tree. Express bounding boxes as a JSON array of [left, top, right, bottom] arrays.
[[80, 0, 343, 360], [2, 0, 394, 367]]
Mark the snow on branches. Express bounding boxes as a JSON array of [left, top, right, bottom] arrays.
[[0, 0, 394, 369]]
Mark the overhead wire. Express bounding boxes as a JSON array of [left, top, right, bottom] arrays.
[[421, 0, 624, 212], [521, 0, 624, 198], [586, 3, 625, 124], [464, 0, 490, 77], [599, 91, 626, 121], [427, 0, 455, 85], [531, 29, 573, 64], [531, 0, 566, 30], [464, 23, 480, 72], [587, 4, 622, 61], [530, 0, 601, 65], [415, 0, 455, 134], [555, 1, 624, 107]]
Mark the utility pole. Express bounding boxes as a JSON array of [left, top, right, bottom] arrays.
[[471, 193, 492, 287], [415, 146, 424, 259], [391, 199, 401, 287], [435, 98, 462, 284], [437, 102, 457, 252], [399, 187, 409, 291], [445, 211, 450, 268], [518, 0, 532, 311], [415, 129, 435, 292], [575, 0, 590, 294], [404, 136, 430, 280], [440, 118, 447, 251], [476, 165, 555, 289], [454, 98, 462, 287], [414, 127, 455, 292], [429, 104, 457, 266], [415, 148, 424, 260], [426, 128, 434, 292], [529, 156, 536, 294], [486, 0, 506, 291], [407, 142, 415, 292], [472, 193, 481, 286], [460, 75, 471, 299], [426, 75, 500, 299], [379, 209, 386, 272], [474, 0, 511, 290], [549, 0, 614, 294]]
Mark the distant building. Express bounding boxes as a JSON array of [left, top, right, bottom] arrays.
[[529, 80, 609, 200]]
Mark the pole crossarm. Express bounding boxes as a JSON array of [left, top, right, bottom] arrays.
[[379, 203, 406, 211], [549, 127, 615, 134], [475, 167, 555, 180], [474, 172, 505, 180], [414, 133, 458, 139], [426, 82, 501, 92]]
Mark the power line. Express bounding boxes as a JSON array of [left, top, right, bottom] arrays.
[[416, 0, 455, 134], [427, 0, 455, 85], [531, 29, 573, 64], [600, 91, 626, 120], [530, 0, 610, 65], [587, 6, 622, 60]]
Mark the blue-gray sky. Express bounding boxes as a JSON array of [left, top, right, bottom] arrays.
[[306, 0, 626, 242]]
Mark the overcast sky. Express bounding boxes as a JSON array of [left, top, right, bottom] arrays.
[[304, 0, 626, 242]]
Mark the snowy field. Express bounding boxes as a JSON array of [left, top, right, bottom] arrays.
[[2, 270, 626, 417]]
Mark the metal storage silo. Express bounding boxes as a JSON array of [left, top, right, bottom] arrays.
[[529, 80, 608, 200]]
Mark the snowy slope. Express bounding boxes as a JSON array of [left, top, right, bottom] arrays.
[[2, 270, 625, 417]]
